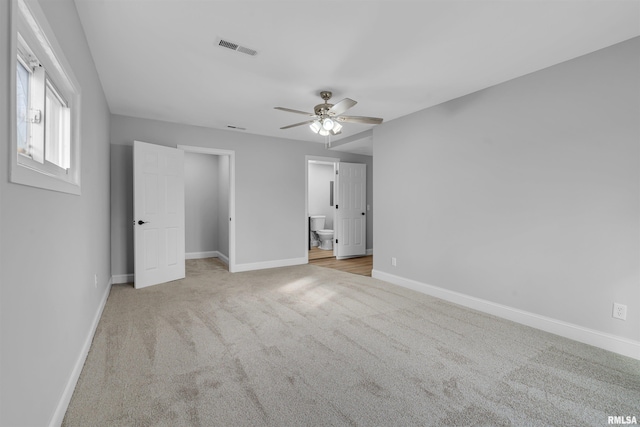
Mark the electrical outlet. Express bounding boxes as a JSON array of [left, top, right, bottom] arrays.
[[613, 303, 627, 320], [94, 274, 98, 288], [391, 257, 397, 267]]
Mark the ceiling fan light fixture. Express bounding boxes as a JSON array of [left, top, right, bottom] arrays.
[[275, 90, 383, 136], [309, 121, 322, 133]]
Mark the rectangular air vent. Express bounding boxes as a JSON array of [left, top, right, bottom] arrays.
[[218, 39, 257, 56]]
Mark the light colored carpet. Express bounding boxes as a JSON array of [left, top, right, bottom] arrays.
[[63, 258, 640, 426]]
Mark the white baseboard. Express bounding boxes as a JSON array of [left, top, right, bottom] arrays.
[[233, 256, 307, 273], [111, 273, 133, 284], [49, 277, 113, 427], [186, 250, 229, 265], [366, 248, 373, 256], [372, 269, 640, 361], [185, 251, 219, 260], [216, 252, 229, 265]]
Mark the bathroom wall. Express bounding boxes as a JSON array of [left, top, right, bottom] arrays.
[[185, 152, 219, 255], [308, 162, 335, 230]]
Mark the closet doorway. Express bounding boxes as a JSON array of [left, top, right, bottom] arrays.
[[178, 145, 236, 272]]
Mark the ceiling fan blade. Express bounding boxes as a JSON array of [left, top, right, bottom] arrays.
[[328, 98, 357, 116], [274, 107, 315, 116], [280, 120, 316, 130], [337, 115, 383, 125]]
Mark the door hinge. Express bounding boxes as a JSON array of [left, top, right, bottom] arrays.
[[335, 204, 338, 209], [336, 170, 339, 175], [335, 239, 338, 244]]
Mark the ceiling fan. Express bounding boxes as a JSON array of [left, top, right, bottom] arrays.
[[274, 91, 383, 136]]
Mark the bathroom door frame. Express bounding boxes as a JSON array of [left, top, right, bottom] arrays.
[[305, 155, 340, 263]]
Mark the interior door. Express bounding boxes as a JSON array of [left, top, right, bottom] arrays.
[[133, 140, 185, 289], [335, 162, 366, 258]]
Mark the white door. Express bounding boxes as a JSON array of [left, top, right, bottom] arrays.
[[134, 140, 185, 289], [335, 162, 366, 258]]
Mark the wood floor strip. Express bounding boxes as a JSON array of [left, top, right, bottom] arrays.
[[309, 254, 373, 277], [308, 247, 335, 260]]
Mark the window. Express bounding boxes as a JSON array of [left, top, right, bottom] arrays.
[[11, 0, 81, 195]]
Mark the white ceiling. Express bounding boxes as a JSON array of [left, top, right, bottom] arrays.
[[74, 0, 640, 155]]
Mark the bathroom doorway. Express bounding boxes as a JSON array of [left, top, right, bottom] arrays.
[[306, 156, 339, 261]]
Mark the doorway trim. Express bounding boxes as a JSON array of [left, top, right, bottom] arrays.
[[305, 155, 340, 263], [178, 145, 237, 273]]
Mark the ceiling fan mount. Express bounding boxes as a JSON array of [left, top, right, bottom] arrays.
[[275, 90, 383, 136], [314, 91, 335, 116], [319, 90, 332, 102]]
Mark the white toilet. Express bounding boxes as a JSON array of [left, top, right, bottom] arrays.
[[316, 230, 334, 250], [310, 215, 334, 251]]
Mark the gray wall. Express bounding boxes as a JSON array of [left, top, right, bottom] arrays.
[[373, 37, 639, 342], [308, 163, 335, 230], [110, 144, 133, 275], [110, 115, 373, 274], [218, 155, 230, 258], [185, 152, 219, 254], [0, 0, 112, 425]]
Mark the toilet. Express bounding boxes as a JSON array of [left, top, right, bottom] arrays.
[[310, 215, 334, 251], [316, 229, 334, 250]]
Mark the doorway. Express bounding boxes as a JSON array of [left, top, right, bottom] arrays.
[[306, 156, 338, 262], [178, 145, 236, 272]]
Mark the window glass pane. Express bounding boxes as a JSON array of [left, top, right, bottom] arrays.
[[45, 81, 70, 170], [16, 61, 29, 156]]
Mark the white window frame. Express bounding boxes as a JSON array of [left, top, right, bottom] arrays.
[[9, 0, 81, 195]]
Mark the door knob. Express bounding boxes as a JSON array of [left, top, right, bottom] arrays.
[[137, 220, 149, 225], [361, 212, 365, 215]]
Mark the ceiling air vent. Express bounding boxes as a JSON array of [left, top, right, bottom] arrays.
[[218, 39, 257, 56]]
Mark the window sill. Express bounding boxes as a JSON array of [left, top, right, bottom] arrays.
[[11, 163, 81, 195]]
